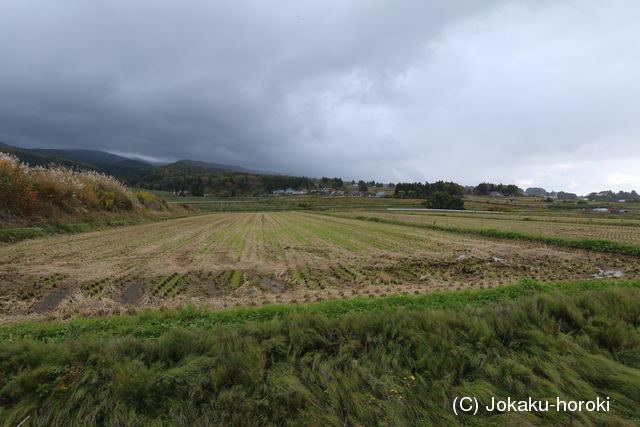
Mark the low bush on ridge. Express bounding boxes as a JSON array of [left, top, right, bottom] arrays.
[[0, 287, 639, 425]]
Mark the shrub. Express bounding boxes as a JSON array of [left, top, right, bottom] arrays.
[[136, 191, 158, 204], [423, 191, 464, 210]]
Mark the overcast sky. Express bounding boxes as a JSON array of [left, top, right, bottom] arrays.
[[1, 0, 639, 194]]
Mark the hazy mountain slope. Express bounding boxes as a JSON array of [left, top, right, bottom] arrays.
[[28, 148, 130, 164], [0, 142, 99, 170]]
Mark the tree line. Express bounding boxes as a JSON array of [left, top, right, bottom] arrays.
[[393, 181, 466, 198], [136, 169, 316, 197], [587, 190, 640, 202], [394, 181, 523, 198]]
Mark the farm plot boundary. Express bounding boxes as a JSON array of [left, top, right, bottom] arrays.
[[2, 278, 639, 342]]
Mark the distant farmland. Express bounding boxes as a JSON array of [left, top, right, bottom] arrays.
[[2, 211, 640, 322], [343, 210, 640, 244]]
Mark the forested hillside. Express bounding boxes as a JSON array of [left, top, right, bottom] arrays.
[[0, 143, 316, 197]]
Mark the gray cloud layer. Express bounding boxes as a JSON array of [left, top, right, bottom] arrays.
[[1, 0, 639, 193]]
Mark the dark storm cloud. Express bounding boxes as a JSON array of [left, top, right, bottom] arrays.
[[1, 0, 639, 193]]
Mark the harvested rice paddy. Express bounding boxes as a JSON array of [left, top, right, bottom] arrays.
[[2, 211, 639, 322]]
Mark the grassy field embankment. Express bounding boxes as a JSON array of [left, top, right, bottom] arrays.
[[1, 278, 638, 341], [0, 280, 639, 425], [0, 153, 191, 242]]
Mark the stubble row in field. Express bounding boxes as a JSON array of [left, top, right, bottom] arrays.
[[1, 211, 638, 322], [350, 210, 640, 245], [168, 194, 425, 213]]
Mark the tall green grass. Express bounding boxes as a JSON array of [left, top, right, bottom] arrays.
[[329, 213, 640, 256], [1, 286, 639, 425]]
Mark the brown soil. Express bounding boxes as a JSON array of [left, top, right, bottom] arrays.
[[120, 283, 146, 305], [34, 288, 70, 313]]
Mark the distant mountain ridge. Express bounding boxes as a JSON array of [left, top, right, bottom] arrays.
[[0, 142, 269, 174]]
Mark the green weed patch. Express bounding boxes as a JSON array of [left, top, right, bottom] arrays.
[[147, 273, 186, 298], [0, 227, 45, 243], [229, 270, 243, 289]]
